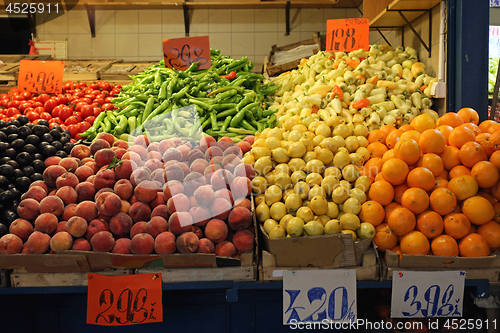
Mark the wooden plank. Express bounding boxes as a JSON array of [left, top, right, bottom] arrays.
[[0, 63, 20, 81], [385, 267, 500, 282], [0, 269, 10, 288], [137, 266, 256, 283], [10, 269, 131, 287], [369, 0, 441, 28]]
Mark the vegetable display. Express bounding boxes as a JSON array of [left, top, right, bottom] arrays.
[[81, 50, 279, 142]]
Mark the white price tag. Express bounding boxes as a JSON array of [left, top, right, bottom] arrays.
[[391, 271, 466, 318], [283, 269, 357, 325]]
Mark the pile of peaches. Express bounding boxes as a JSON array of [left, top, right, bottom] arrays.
[[0, 132, 256, 258]]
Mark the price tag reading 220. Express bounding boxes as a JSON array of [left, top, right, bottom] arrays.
[[326, 18, 369, 53], [87, 273, 163, 326], [163, 36, 211, 71], [18, 60, 64, 94]]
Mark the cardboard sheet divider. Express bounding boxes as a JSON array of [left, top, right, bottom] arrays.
[[0, 254, 90, 273], [385, 250, 500, 268]]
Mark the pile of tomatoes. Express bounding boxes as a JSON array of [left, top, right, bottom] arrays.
[[0, 80, 121, 139]]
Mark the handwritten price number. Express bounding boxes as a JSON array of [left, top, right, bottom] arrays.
[[329, 28, 358, 52], [444, 318, 497, 330], [24, 71, 60, 93], [165, 44, 208, 70], [285, 287, 355, 324], [95, 288, 157, 324], [402, 284, 461, 318]]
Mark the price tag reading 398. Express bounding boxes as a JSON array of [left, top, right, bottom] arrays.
[[18, 60, 64, 94], [391, 271, 466, 318]]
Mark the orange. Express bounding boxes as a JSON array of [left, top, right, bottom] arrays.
[[410, 114, 436, 133], [479, 120, 498, 133], [470, 161, 500, 188], [381, 158, 409, 186], [477, 191, 498, 206], [416, 211, 443, 239], [449, 165, 471, 179], [401, 188, 430, 215], [429, 187, 457, 216], [436, 113, 464, 128], [457, 107, 479, 125], [375, 172, 386, 182], [448, 126, 476, 148], [368, 180, 395, 206], [373, 223, 399, 252], [400, 130, 421, 143], [394, 183, 410, 204], [434, 178, 449, 189], [385, 129, 404, 149], [431, 235, 459, 256], [459, 233, 491, 257], [469, 224, 477, 234], [399, 124, 415, 132], [419, 129, 446, 154], [476, 221, 500, 251], [367, 130, 386, 144], [487, 123, 500, 134], [438, 168, 449, 180], [439, 146, 461, 171], [490, 130, 500, 150], [417, 153, 444, 177], [447, 175, 478, 201], [362, 157, 383, 183], [443, 213, 471, 239], [475, 133, 495, 157], [387, 207, 417, 236], [394, 138, 421, 165], [492, 185, 500, 202], [489, 150, 500, 170], [400, 231, 431, 255], [384, 202, 402, 223], [379, 124, 397, 138], [461, 196, 495, 225], [406, 167, 435, 192], [461, 122, 481, 136], [390, 245, 403, 261], [381, 149, 395, 165], [435, 125, 453, 145], [359, 201, 385, 227], [367, 142, 389, 158], [458, 141, 487, 168]]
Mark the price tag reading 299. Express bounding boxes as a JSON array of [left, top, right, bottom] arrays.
[[18, 60, 64, 94], [87, 273, 163, 326], [163, 36, 211, 71]]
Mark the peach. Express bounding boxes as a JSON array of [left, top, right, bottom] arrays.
[[210, 155, 223, 166], [145, 159, 162, 172], [74, 165, 94, 182], [114, 179, 133, 200], [130, 221, 147, 239], [89, 138, 111, 156], [109, 213, 133, 237], [113, 139, 129, 150], [34, 213, 58, 234], [154, 231, 177, 254], [56, 221, 67, 234], [56, 186, 78, 205], [230, 176, 252, 199], [189, 206, 211, 227], [96, 192, 122, 217], [228, 207, 252, 231], [151, 204, 169, 220], [150, 192, 165, 208], [183, 172, 206, 197], [176, 162, 191, 178], [133, 135, 150, 148], [71, 238, 91, 251], [39, 196, 65, 216], [113, 148, 127, 160], [95, 132, 115, 146], [188, 150, 205, 165], [190, 159, 210, 174], [75, 201, 99, 222], [147, 151, 162, 162], [25, 231, 50, 253], [163, 180, 184, 201], [58, 157, 79, 172], [211, 169, 234, 191], [0, 234, 23, 254], [95, 149, 117, 169], [243, 135, 255, 145], [167, 193, 190, 215], [94, 169, 117, 190], [168, 212, 193, 235], [48, 189, 57, 196], [9, 219, 33, 241], [75, 182, 96, 201], [163, 148, 183, 163], [193, 185, 215, 207], [200, 136, 217, 152], [215, 241, 236, 257], [43, 165, 67, 187], [71, 144, 91, 160], [90, 231, 115, 252], [130, 233, 155, 254], [209, 198, 232, 221], [129, 144, 148, 160], [145, 216, 168, 238], [81, 157, 94, 164], [21, 243, 33, 253], [176, 231, 199, 253], [151, 169, 166, 185], [66, 216, 88, 238], [44, 155, 62, 168], [86, 219, 110, 241], [232, 230, 254, 252], [115, 159, 137, 180], [223, 146, 243, 158], [222, 154, 241, 173], [134, 180, 160, 203], [234, 198, 251, 211], [17, 198, 40, 220], [197, 238, 215, 254], [84, 161, 99, 174], [176, 144, 190, 161], [191, 225, 203, 239], [55, 172, 79, 189], [233, 163, 255, 180], [158, 139, 176, 155], [86, 175, 96, 184], [121, 200, 131, 213], [205, 219, 228, 243], [50, 231, 73, 251], [237, 141, 252, 155], [204, 146, 223, 160], [189, 196, 197, 208], [204, 164, 222, 183], [164, 164, 184, 182], [97, 213, 112, 222], [95, 187, 114, 200], [129, 202, 152, 223], [21, 185, 47, 202], [130, 167, 151, 187], [217, 137, 234, 151], [112, 238, 132, 254], [29, 180, 49, 193]]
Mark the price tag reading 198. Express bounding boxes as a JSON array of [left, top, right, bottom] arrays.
[[18, 60, 64, 94], [326, 18, 369, 53]]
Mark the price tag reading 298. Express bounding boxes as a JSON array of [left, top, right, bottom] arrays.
[[163, 36, 211, 71]]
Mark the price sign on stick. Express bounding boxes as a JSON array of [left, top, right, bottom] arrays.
[[87, 273, 163, 326], [391, 271, 466, 318], [326, 18, 369, 53], [283, 269, 357, 325], [18, 60, 64, 94], [163, 36, 211, 71]]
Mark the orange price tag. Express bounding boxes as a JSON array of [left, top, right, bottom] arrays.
[[17, 60, 64, 94], [163, 36, 211, 71], [87, 273, 163, 326], [326, 18, 369, 53]]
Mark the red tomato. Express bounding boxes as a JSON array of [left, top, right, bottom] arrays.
[[23, 107, 34, 115], [0, 100, 8, 108], [7, 100, 21, 108], [37, 94, 50, 104], [40, 112, 52, 121], [57, 95, 69, 105], [52, 105, 63, 118], [67, 124, 79, 137], [93, 107, 103, 117], [65, 116, 78, 126], [74, 91, 84, 98], [84, 116, 95, 125], [6, 108, 19, 117], [75, 102, 86, 113], [0, 94, 8, 99], [89, 83, 99, 90], [105, 96, 113, 103], [49, 123, 60, 129], [18, 102, 32, 113], [102, 103, 114, 111], [59, 106, 72, 121], [34, 106, 45, 114], [99, 81, 111, 91], [26, 111, 40, 122], [59, 124, 67, 131], [0, 109, 6, 116], [21, 91, 32, 100], [93, 97, 105, 106], [13, 94, 25, 101], [44, 99, 58, 113], [64, 82, 74, 90], [50, 117, 61, 124], [78, 82, 88, 89], [73, 112, 83, 123], [78, 121, 91, 133], [91, 90, 100, 96], [32, 101, 43, 108], [80, 104, 94, 118], [101, 90, 110, 97]]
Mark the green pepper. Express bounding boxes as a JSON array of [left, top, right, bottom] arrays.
[[230, 109, 246, 128], [128, 116, 137, 135], [142, 97, 155, 123], [221, 116, 232, 132], [172, 86, 190, 100], [185, 61, 200, 73], [144, 99, 170, 124], [103, 118, 112, 133], [240, 119, 256, 132], [216, 108, 237, 119], [210, 112, 219, 131], [166, 77, 178, 97], [106, 111, 118, 126], [172, 108, 190, 136], [114, 115, 128, 136], [154, 71, 162, 89], [188, 98, 212, 113], [158, 81, 168, 100]]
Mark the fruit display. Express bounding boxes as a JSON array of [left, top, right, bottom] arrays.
[[269, 45, 438, 130], [361, 108, 500, 258], [80, 50, 279, 141], [0, 132, 256, 257], [0, 81, 121, 139], [0, 117, 74, 233], [489, 56, 499, 95]]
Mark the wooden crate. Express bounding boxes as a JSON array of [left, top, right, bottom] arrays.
[[259, 247, 380, 282], [0, 63, 20, 81], [0, 54, 52, 63], [137, 265, 256, 283], [100, 62, 156, 81], [63, 61, 113, 82], [0, 269, 10, 288], [10, 268, 131, 287]]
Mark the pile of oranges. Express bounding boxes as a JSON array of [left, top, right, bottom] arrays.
[[357, 108, 500, 258]]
